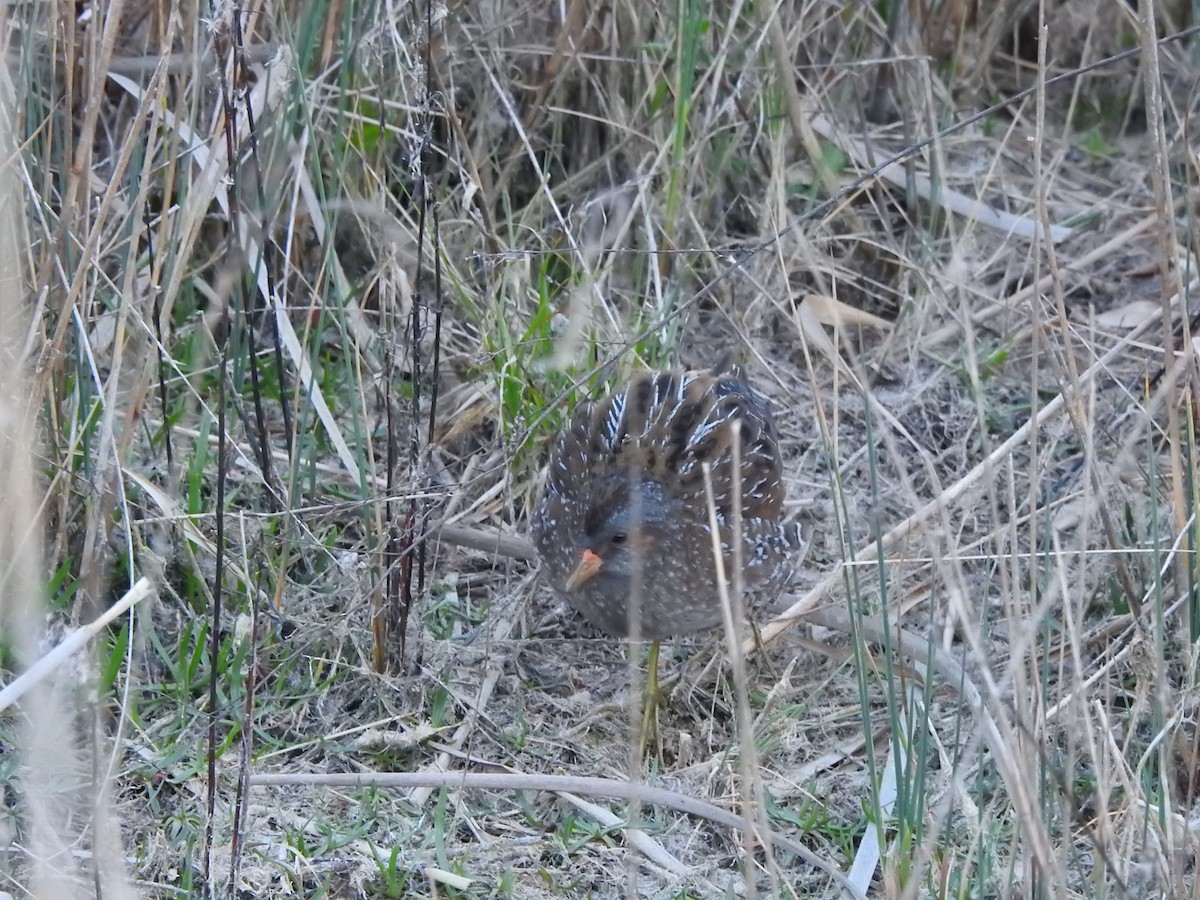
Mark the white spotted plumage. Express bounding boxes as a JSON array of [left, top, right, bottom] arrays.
[[531, 367, 802, 640]]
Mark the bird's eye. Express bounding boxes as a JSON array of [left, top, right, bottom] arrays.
[[610, 531, 628, 547]]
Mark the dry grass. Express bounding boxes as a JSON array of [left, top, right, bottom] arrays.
[[2, 0, 1200, 897]]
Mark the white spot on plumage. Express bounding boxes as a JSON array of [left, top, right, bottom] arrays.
[[686, 419, 719, 449], [604, 393, 626, 445]]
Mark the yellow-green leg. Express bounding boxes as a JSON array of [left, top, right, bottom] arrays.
[[748, 619, 777, 677], [638, 640, 664, 763]]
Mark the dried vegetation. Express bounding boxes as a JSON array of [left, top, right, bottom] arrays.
[[2, 0, 1200, 898]]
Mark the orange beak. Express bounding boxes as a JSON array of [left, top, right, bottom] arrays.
[[565, 548, 603, 590]]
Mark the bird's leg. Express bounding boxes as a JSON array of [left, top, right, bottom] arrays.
[[747, 619, 780, 678], [637, 640, 666, 764]]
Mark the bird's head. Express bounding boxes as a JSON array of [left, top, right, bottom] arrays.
[[561, 477, 678, 593]]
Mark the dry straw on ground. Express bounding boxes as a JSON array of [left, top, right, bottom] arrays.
[[3, 1, 1200, 898]]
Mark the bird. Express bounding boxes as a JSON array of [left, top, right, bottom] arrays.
[[531, 366, 801, 678]]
